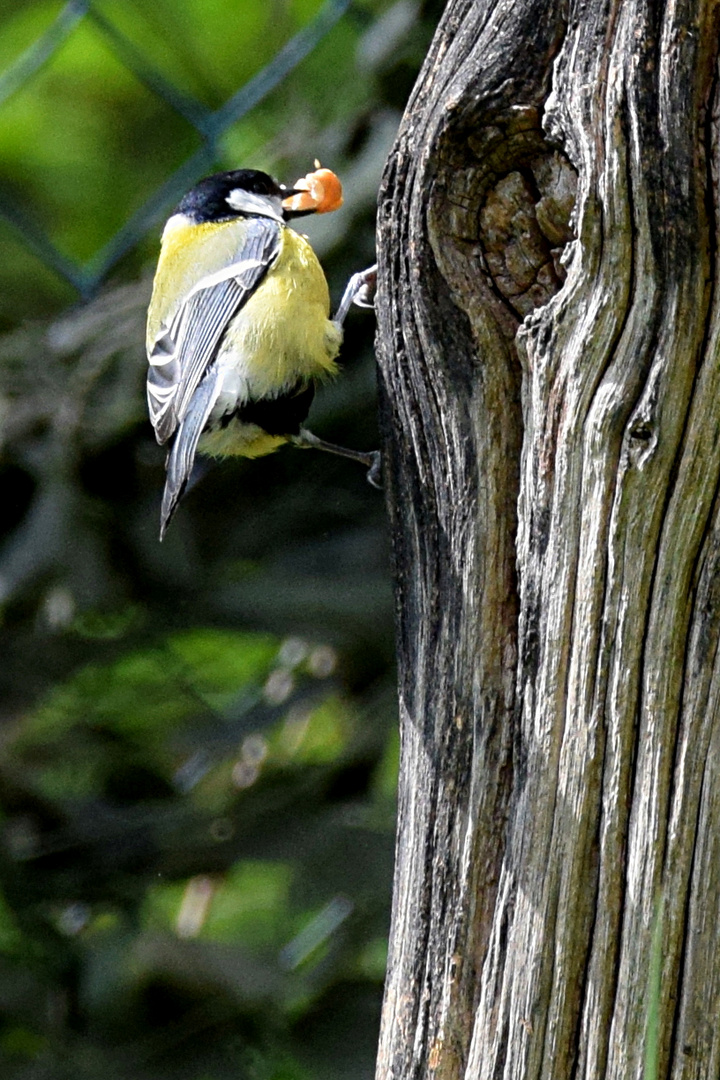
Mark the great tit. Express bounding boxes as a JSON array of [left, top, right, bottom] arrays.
[[146, 165, 378, 540]]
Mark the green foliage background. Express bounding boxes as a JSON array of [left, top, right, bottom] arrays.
[[0, 2, 440, 1077]]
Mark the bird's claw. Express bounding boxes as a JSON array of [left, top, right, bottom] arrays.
[[333, 264, 378, 326], [351, 265, 377, 310], [366, 451, 382, 489]]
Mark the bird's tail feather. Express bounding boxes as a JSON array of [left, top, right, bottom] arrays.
[[160, 363, 222, 540]]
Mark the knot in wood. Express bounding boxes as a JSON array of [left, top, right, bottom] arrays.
[[479, 154, 575, 317], [438, 112, 577, 322]]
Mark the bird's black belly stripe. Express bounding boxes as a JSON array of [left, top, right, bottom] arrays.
[[218, 382, 315, 436]]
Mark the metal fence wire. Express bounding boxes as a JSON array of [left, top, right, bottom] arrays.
[[0, 0, 353, 300]]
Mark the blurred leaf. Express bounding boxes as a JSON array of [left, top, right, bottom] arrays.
[[0, 891, 23, 953]]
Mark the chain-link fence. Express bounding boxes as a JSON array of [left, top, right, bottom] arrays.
[[0, 0, 354, 300], [0, 5, 425, 1077]]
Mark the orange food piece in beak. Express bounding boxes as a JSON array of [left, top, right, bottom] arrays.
[[283, 165, 343, 214]]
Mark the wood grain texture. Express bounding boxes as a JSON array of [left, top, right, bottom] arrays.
[[374, 0, 720, 1077]]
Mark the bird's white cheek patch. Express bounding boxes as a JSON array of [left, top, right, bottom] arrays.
[[225, 190, 283, 221], [160, 213, 194, 240]]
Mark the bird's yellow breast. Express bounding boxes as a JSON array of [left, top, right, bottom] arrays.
[[220, 226, 341, 399]]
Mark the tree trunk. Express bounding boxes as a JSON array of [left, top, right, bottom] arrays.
[[374, 0, 720, 1078]]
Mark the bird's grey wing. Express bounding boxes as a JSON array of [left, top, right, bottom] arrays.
[[148, 281, 239, 444], [159, 360, 223, 540], [147, 217, 281, 445]]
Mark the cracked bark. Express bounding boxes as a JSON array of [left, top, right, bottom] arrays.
[[374, 0, 720, 1078]]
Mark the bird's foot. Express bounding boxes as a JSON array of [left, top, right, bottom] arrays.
[[365, 451, 382, 489], [293, 428, 382, 488], [333, 264, 378, 326]]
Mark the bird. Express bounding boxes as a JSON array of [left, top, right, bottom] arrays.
[[146, 164, 378, 540]]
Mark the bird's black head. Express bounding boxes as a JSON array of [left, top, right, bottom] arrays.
[[176, 169, 291, 224]]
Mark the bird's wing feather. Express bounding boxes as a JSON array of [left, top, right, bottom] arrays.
[[147, 217, 281, 445], [159, 360, 224, 540]]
